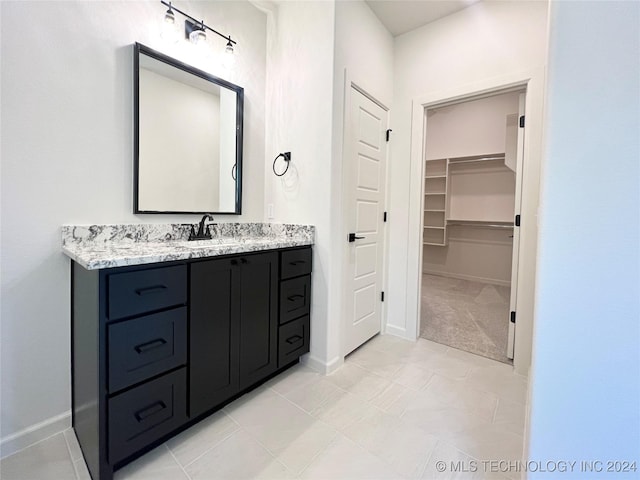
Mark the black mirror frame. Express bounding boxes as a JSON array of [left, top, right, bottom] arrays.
[[133, 42, 244, 215]]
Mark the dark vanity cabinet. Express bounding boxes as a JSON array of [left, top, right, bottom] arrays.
[[190, 251, 278, 418], [71, 246, 311, 480]]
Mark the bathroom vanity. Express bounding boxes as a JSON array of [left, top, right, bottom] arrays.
[[63, 223, 313, 480]]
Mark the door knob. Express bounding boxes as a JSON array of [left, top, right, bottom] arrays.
[[348, 233, 365, 242]]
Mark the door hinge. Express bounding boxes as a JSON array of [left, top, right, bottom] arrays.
[[515, 214, 521, 227], [381, 291, 385, 302], [510, 311, 516, 323], [386, 129, 392, 142], [383, 211, 387, 222], [519, 115, 525, 128]]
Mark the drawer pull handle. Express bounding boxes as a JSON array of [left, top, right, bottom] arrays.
[[134, 401, 167, 422], [241, 258, 249, 264], [287, 294, 304, 301], [135, 285, 168, 296], [231, 259, 238, 266], [134, 338, 167, 354], [289, 260, 306, 266], [286, 335, 303, 345]]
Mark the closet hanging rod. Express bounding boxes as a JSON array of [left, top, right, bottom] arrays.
[[447, 222, 514, 229], [448, 156, 505, 165]]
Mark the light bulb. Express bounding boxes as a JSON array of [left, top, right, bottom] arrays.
[[190, 29, 206, 44], [164, 8, 175, 24], [225, 39, 234, 55], [189, 22, 206, 45]]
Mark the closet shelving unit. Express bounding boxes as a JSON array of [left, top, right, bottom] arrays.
[[423, 153, 515, 246], [423, 158, 448, 246]]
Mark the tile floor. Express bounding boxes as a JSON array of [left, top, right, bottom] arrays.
[[1, 335, 528, 480]]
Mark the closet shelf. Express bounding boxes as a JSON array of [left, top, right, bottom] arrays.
[[425, 192, 446, 196], [447, 153, 505, 165], [423, 241, 446, 246], [425, 175, 446, 179], [424, 226, 445, 230], [424, 209, 445, 212], [447, 219, 514, 229]]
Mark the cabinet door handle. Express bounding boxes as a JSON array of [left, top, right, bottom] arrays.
[[289, 260, 306, 265], [287, 294, 304, 301], [230, 259, 238, 266], [286, 335, 303, 345], [241, 258, 249, 264], [135, 285, 167, 296], [134, 338, 167, 354], [134, 401, 166, 422]]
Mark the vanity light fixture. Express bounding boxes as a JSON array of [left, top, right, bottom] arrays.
[[160, 0, 237, 52]]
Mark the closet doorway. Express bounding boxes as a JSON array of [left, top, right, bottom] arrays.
[[420, 89, 525, 364]]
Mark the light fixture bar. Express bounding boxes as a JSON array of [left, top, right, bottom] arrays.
[[160, 0, 237, 45]]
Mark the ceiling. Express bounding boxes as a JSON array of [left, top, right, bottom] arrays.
[[364, 0, 482, 36]]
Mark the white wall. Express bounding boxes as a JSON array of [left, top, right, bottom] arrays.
[[262, 0, 337, 370], [0, 0, 267, 450], [262, 0, 392, 372], [425, 92, 519, 160], [389, 1, 548, 376], [528, 1, 640, 473]]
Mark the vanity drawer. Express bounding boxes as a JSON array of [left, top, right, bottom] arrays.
[[108, 307, 187, 393], [278, 315, 310, 367], [280, 275, 311, 325], [108, 368, 186, 464], [280, 248, 312, 280], [108, 265, 186, 321]]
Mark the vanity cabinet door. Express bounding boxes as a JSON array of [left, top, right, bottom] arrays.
[[238, 252, 278, 390], [189, 258, 240, 419], [189, 252, 279, 417]]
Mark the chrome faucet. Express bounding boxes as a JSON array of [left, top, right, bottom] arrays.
[[189, 214, 216, 241]]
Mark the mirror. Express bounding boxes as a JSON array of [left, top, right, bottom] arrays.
[[134, 43, 243, 214]]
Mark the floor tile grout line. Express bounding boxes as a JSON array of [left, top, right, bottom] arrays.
[[223, 423, 298, 477], [1, 429, 68, 462], [417, 438, 445, 479], [165, 444, 193, 480], [174, 426, 242, 470], [294, 428, 346, 479], [72, 457, 85, 480], [62, 429, 77, 464]]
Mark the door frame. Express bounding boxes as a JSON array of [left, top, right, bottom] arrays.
[[341, 73, 391, 358], [418, 86, 525, 360], [406, 68, 545, 375]]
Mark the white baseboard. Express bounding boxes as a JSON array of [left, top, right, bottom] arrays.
[[301, 353, 344, 375], [422, 270, 511, 287], [384, 324, 414, 340], [0, 410, 71, 459]]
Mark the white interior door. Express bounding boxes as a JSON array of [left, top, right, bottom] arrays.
[[344, 86, 388, 355], [507, 93, 526, 359]]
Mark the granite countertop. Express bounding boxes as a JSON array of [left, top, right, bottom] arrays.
[[62, 223, 314, 270]]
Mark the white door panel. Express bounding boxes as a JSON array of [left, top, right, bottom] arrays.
[[357, 155, 381, 191], [358, 108, 383, 150], [354, 285, 376, 323], [356, 201, 379, 233], [345, 87, 388, 355], [355, 244, 377, 278]]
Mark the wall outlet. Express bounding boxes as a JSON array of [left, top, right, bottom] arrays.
[[267, 204, 274, 219]]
